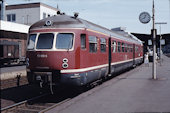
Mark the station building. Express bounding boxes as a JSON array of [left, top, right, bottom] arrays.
[[0, 2, 59, 64], [0, 20, 29, 59], [0, 2, 59, 25], [132, 33, 170, 54]]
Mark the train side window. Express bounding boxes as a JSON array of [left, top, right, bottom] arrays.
[[130, 44, 133, 52], [81, 34, 86, 49], [112, 41, 116, 53], [135, 46, 138, 52], [117, 42, 121, 52], [125, 43, 127, 52], [100, 38, 106, 52], [89, 36, 97, 53], [122, 43, 125, 52], [127, 44, 130, 52], [27, 34, 37, 50]]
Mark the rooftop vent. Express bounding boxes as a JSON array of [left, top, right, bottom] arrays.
[[74, 12, 79, 19], [111, 27, 126, 31]]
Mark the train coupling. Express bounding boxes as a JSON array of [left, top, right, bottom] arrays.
[[34, 72, 54, 94], [34, 72, 52, 82], [36, 75, 43, 88]]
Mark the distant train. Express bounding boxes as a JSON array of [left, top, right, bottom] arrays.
[[26, 14, 143, 90], [0, 40, 25, 66]]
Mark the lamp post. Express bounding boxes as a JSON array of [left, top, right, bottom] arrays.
[[139, 0, 157, 79], [152, 0, 157, 79], [155, 22, 167, 65]]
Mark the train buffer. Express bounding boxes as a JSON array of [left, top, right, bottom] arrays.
[[45, 55, 170, 113]]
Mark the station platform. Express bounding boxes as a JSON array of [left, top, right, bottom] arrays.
[[0, 66, 26, 80], [46, 55, 170, 113]]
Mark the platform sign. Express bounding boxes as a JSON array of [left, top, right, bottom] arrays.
[[148, 39, 152, 45], [160, 39, 165, 45]]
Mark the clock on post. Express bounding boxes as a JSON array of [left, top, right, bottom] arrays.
[[139, 12, 151, 24]]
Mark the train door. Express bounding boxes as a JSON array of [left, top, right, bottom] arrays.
[[108, 37, 112, 76], [133, 44, 135, 66], [0, 45, 3, 58]]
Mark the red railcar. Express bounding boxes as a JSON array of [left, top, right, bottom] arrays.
[[26, 15, 143, 88]]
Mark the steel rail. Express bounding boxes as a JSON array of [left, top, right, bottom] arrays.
[[39, 98, 71, 113], [1, 93, 49, 112]]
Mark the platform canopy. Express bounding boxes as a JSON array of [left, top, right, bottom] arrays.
[[0, 20, 30, 39], [0, 20, 30, 33]]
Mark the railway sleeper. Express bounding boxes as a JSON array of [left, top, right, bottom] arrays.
[[25, 104, 47, 110], [15, 108, 40, 113], [32, 103, 54, 107]]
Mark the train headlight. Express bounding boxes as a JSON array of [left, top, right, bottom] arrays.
[[62, 63, 68, 68], [63, 58, 68, 63], [45, 20, 52, 26], [62, 58, 68, 68]]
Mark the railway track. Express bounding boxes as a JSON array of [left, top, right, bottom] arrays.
[[1, 93, 71, 113], [1, 63, 144, 113]]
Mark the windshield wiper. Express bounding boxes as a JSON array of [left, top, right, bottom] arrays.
[[67, 38, 73, 52]]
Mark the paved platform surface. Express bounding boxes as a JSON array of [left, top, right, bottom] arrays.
[[0, 66, 26, 80], [46, 55, 170, 113]]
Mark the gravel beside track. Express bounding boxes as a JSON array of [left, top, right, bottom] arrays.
[[0, 76, 28, 89]]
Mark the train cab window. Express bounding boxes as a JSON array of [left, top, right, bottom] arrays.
[[81, 34, 86, 49], [36, 33, 54, 49], [112, 41, 116, 53], [117, 42, 121, 52], [56, 33, 74, 50], [89, 36, 97, 53], [100, 38, 106, 52], [27, 34, 37, 50]]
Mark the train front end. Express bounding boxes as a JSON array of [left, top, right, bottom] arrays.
[[26, 30, 77, 89]]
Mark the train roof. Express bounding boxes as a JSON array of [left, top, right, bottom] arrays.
[[30, 15, 143, 45]]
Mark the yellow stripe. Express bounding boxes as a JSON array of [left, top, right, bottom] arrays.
[[87, 29, 109, 37]]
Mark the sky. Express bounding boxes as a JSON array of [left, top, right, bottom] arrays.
[[5, 0, 170, 34]]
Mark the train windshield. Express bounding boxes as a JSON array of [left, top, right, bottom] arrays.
[[36, 33, 54, 49], [56, 33, 74, 49], [27, 34, 37, 50]]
